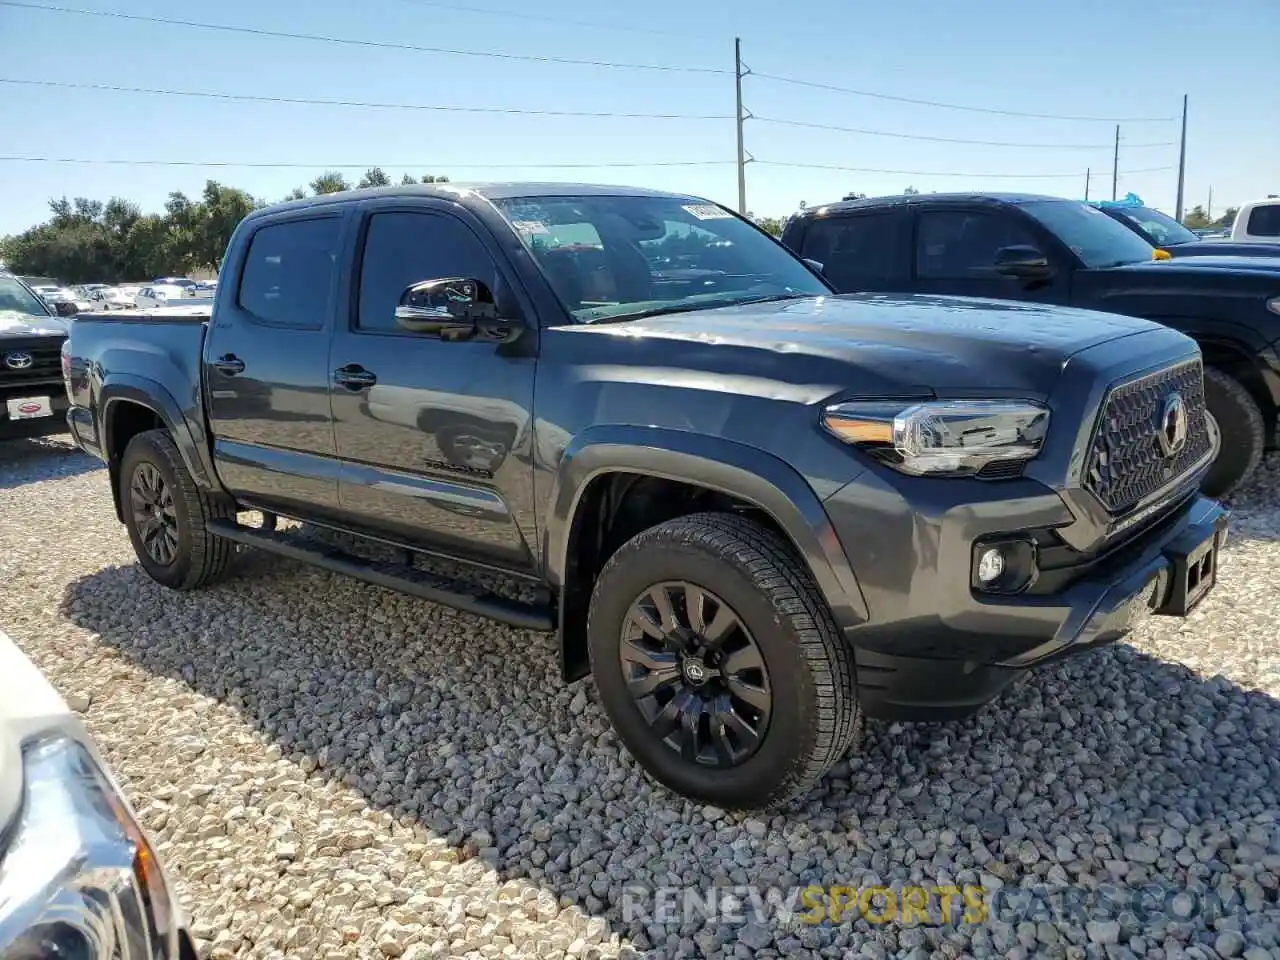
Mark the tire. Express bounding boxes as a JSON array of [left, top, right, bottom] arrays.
[[119, 429, 235, 590], [1201, 367, 1265, 498], [586, 512, 861, 810]]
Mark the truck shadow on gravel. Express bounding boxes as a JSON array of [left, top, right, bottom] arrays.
[[62, 552, 1280, 956], [0, 434, 102, 489]]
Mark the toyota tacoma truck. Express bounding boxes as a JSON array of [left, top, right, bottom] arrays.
[[64, 183, 1227, 810], [1092, 195, 1280, 259], [1, 272, 70, 445], [780, 192, 1280, 496]]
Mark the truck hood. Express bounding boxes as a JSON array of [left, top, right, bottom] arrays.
[[1108, 255, 1280, 278], [582, 293, 1164, 398], [0, 310, 67, 338], [1167, 241, 1280, 259]]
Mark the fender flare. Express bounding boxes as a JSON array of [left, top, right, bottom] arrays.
[[98, 375, 220, 515], [543, 424, 869, 634]]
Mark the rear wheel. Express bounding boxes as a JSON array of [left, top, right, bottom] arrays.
[[586, 512, 861, 810], [119, 429, 235, 589], [1201, 367, 1265, 498]]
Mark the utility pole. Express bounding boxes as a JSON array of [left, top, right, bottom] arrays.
[[1111, 125, 1120, 201], [734, 37, 748, 214], [1085, 168, 1091, 202], [1175, 94, 1188, 221], [1207, 185, 1213, 222]]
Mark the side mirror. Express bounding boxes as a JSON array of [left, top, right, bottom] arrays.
[[395, 278, 524, 343], [994, 245, 1053, 281], [802, 258, 826, 276], [53, 300, 79, 317]]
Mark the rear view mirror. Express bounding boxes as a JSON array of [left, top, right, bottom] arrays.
[[395, 278, 524, 343], [994, 245, 1053, 281]]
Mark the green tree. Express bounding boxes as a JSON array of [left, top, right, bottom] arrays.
[[191, 181, 259, 270], [421, 174, 450, 184], [1214, 206, 1239, 229], [357, 167, 391, 189], [1183, 205, 1210, 229], [400, 173, 417, 185], [755, 216, 785, 237], [282, 187, 307, 201], [310, 171, 350, 195], [842, 191, 867, 201], [903, 186, 920, 195]]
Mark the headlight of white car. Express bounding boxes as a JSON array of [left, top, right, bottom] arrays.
[[821, 399, 1050, 477], [1266, 296, 1280, 316], [0, 734, 183, 959]]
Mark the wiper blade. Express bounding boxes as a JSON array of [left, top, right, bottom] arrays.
[[581, 292, 813, 324]]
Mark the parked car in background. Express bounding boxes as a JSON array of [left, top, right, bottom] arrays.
[[1095, 195, 1280, 258], [186, 280, 217, 298], [0, 628, 194, 957], [134, 284, 191, 309], [781, 192, 1280, 496], [0, 272, 70, 443], [100, 286, 137, 309], [65, 182, 1226, 809], [1231, 198, 1280, 244], [152, 276, 196, 290]]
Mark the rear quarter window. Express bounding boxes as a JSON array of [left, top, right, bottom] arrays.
[[237, 217, 343, 328], [1246, 205, 1280, 238]]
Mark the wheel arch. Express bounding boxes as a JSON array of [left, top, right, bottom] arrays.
[[544, 425, 869, 681], [99, 375, 219, 521]]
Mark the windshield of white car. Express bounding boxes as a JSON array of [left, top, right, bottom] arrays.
[[0, 277, 54, 318], [1021, 200, 1157, 268], [492, 195, 828, 323]]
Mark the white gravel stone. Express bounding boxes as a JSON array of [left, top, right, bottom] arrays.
[[3, 435, 1280, 958]]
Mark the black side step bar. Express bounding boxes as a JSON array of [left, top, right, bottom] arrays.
[[206, 518, 555, 633]]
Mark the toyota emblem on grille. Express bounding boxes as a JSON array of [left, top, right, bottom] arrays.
[[4, 352, 34, 370], [1158, 391, 1189, 458]]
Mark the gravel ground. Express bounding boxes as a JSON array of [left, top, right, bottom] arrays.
[[2, 433, 1278, 960]]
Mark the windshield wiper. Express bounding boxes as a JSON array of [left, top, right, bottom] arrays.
[[581, 292, 814, 325]]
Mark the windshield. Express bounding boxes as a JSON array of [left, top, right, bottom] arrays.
[[1107, 205, 1199, 246], [491, 194, 828, 323], [0, 276, 55, 318], [1021, 200, 1157, 268]]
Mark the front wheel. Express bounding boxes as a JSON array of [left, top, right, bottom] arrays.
[[119, 429, 235, 590], [586, 512, 861, 810], [1201, 367, 1265, 498]]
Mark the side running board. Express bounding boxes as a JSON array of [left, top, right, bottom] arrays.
[[205, 518, 555, 633]]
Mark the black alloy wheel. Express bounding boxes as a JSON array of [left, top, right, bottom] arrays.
[[129, 461, 179, 565], [619, 581, 772, 768]]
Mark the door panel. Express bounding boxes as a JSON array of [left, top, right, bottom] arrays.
[[204, 213, 344, 516], [329, 206, 537, 571], [912, 207, 1071, 304]]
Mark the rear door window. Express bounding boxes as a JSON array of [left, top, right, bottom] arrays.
[[800, 212, 907, 289], [237, 217, 342, 328]]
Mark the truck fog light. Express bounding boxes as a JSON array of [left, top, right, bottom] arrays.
[[977, 548, 1005, 584]]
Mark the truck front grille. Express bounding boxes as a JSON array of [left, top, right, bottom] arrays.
[[0, 341, 65, 389], [1083, 358, 1213, 515]]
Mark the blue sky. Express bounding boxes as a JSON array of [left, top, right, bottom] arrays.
[[0, 0, 1276, 235]]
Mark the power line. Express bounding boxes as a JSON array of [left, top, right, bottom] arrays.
[[755, 160, 1178, 180], [0, 78, 732, 120], [0, 156, 736, 170], [0, 1, 729, 74], [750, 71, 1177, 123], [752, 116, 1176, 150]]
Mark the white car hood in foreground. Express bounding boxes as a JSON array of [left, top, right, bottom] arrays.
[[0, 629, 89, 838]]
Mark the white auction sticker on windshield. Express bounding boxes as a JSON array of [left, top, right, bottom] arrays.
[[682, 204, 733, 220], [511, 220, 550, 237]]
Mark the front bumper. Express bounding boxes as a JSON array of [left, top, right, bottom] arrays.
[[824, 469, 1228, 720]]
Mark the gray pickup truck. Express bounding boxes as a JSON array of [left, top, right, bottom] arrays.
[[63, 183, 1227, 809]]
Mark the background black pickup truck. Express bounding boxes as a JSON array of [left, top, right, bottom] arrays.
[[781, 193, 1280, 496], [0, 272, 70, 444], [1094, 200, 1280, 259], [65, 183, 1227, 809]]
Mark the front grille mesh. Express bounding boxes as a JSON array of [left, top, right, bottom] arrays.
[[1083, 359, 1212, 514], [0, 343, 64, 388]]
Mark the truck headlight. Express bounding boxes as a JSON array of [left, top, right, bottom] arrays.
[[821, 399, 1050, 477], [0, 735, 182, 959]]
